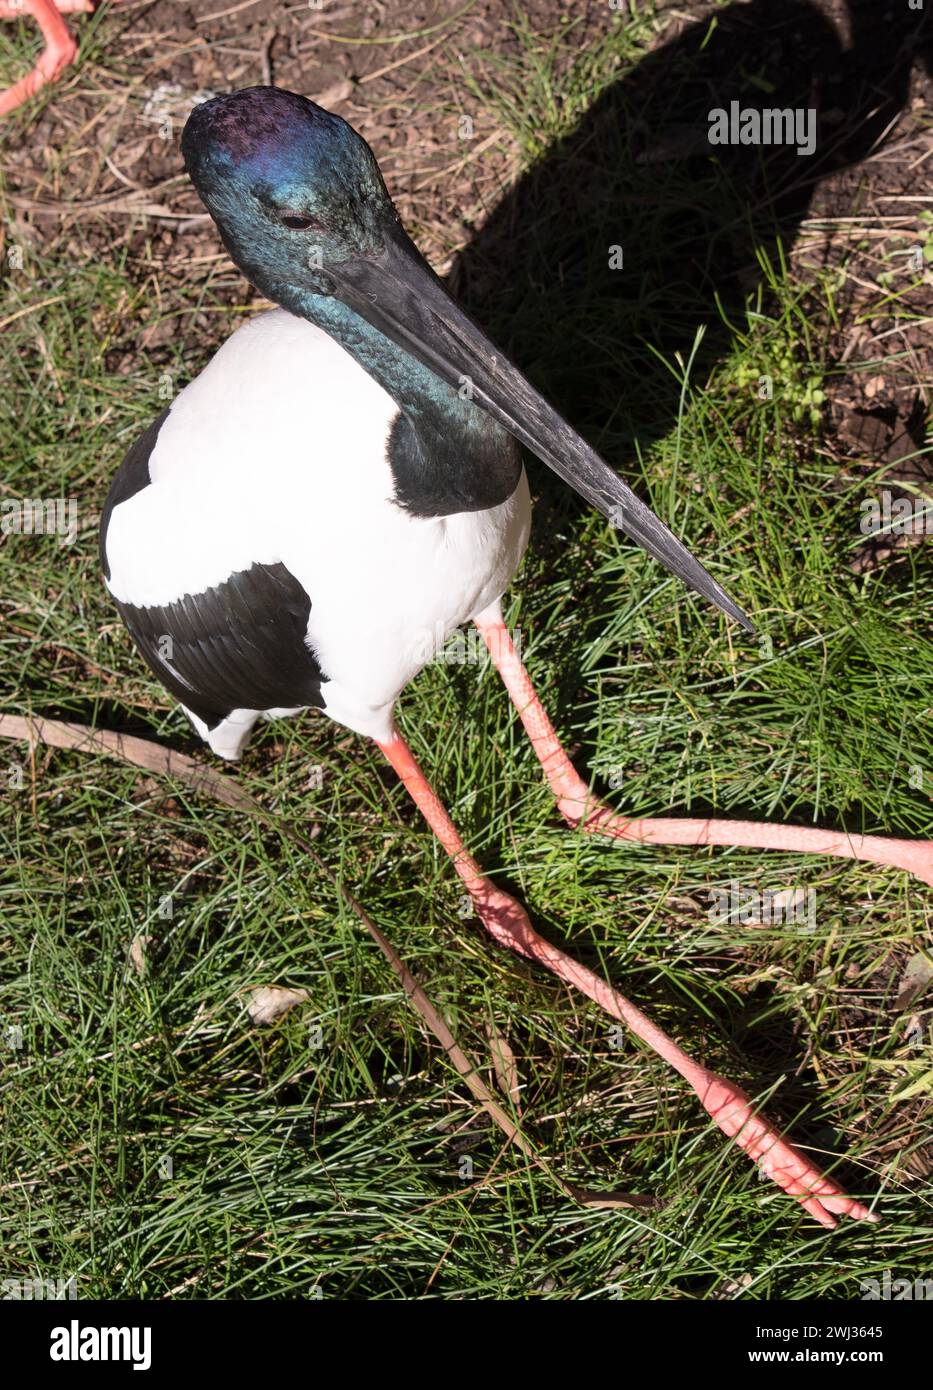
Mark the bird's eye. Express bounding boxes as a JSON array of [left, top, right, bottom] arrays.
[[279, 212, 317, 231]]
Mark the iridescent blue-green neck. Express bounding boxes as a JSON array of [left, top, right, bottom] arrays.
[[286, 286, 522, 517]]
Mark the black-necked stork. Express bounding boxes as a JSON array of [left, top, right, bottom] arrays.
[[102, 87, 930, 1227]]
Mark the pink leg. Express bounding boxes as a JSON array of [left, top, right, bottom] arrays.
[[0, 0, 91, 117], [475, 614, 933, 888], [0, 0, 94, 11], [378, 729, 877, 1228]]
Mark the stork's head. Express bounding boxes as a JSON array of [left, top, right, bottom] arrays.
[[182, 87, 397, 297], [182, 87, 752, 632]]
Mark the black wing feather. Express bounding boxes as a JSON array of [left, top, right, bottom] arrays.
[[102, 414, 327, 729], [114, 563, 327, 730]]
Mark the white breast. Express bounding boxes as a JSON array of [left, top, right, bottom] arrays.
[[106, 309, 402, 607]]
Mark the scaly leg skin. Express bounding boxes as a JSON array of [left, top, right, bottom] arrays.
[[378, 730, 877, 1228], [0, 0, 93, 117], [474, 611, 933, 888]]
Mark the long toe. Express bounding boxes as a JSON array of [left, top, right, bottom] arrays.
[[696, 1073, 878, 1227]]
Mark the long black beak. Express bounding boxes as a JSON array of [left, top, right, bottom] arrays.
[[333, 231, 752, 632]]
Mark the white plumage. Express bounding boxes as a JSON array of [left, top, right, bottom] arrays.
[[105, 308, 531, 752]]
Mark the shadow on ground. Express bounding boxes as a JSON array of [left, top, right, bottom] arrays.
[[452, 0, 931, 480]]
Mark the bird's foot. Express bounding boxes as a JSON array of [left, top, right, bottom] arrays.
[[0, 0, 87, 118], [463, 879, 877, 1226], [696, 1072, 878, 1228]]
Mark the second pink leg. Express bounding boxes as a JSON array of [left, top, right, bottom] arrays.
[[474, 613, 933, 887]]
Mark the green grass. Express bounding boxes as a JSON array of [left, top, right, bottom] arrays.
[[1, 4, 932, 1300]]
